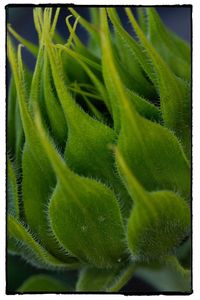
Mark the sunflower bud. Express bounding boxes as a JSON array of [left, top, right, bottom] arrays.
[[7, 6, 191, 293]]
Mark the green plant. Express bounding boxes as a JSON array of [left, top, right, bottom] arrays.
[[7, 7, 191, 293]]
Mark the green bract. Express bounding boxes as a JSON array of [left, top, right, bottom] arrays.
[[7, 7, 191, 293]]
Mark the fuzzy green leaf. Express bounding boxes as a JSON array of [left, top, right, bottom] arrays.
[[7, 37, 76, 262], [28, 45, 46, 116], [117, 103, 190, 199], [107, 8, 157, 88], [56, 44, 111, 112], [111, 51, 156, 100], [47, 42, 115, 182], [43, 50, 67, 147], [100, 10, 121, 132], [7, 24, 38, 56], [73, 83, 105, 122], [61, 44, 102, 72], [68, 83, 103, 101], [68, 8, 101, 56], [68, 8, 99, 41], [65, 15, 101, 64], [88, 8, 101, 54], [7, 158, 20, 218], [100, 8, 190, 199], [108, 8, 156, 99], [18, 275, 68, 292], [44, 33, 132, 217], [7, 77, 17, 157], [61, 50, 89, 84], [146, 8, 190, 63], [146, 8, 190, 80], [7, 67, 31, 167], [102, 9, 160, 132], [14, 97, 24, 166], [125, 88, 162, 123], [15, 60, 32, 167], [34, 112, 127, 269], [137, 8, 148, 35], [125, 8, 191, 157], [116, 149, 190, 261], [7, 214, 79, 270]]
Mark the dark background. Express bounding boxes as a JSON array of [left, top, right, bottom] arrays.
[[6, 5, 192, 294]]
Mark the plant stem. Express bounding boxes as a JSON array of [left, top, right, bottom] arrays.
[[107, 264, 137, 292]]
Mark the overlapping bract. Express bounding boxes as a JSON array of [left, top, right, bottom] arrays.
[[7, 7, 191, 292]]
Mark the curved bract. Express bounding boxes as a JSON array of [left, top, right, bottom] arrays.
[[115, 148, 190, 261], [7, 7, 191, 293]]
